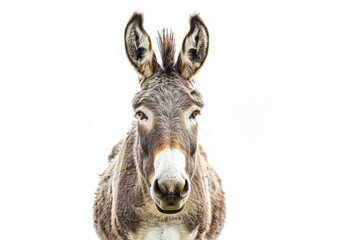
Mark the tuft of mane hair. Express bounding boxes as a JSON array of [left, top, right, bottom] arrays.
[[157, 29, 176, 74]]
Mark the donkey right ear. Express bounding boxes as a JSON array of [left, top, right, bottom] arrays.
[[175, 14, 209, 84], [125, 13, 159, 85]]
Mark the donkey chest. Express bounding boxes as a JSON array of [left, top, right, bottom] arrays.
[[131, 224, 197, 240]]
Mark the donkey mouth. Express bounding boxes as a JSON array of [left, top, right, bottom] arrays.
[[155, 203, 185, 214]]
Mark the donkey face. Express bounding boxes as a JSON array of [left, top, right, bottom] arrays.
[[125, 13, 209, 214]]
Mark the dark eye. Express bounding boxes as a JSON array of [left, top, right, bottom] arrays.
[[190, 110, 200, 120], [135, 111, 148, 120]]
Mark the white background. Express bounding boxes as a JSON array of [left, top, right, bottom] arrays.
[[0, 0, 359, 239]]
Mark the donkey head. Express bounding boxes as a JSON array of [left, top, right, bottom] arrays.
[[125, 13, 209, 214]]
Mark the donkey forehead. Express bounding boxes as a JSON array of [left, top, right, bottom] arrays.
[[132, 75, 204, 110]]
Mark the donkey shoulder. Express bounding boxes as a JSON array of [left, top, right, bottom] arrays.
[[198, 145, 226, 239]]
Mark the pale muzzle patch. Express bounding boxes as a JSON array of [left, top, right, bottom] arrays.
[[150, 148, 190, 214]]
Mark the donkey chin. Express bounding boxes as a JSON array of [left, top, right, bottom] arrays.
[[149, 148, 191, 214]]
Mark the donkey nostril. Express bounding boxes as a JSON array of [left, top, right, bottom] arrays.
[[154, 179, 169, 197], [153, 179, 163, 196], [181, 179, 190, 197]]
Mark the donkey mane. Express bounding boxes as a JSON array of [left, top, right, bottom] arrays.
[[157, 29, 176, 74]]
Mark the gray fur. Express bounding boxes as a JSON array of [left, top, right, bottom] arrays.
[[94, 12, 225, 240]]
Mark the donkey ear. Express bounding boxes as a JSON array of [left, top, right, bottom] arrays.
[[125, 13, 159, 85], [175, 14, 209, 83]]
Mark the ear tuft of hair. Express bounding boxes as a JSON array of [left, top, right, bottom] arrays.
[[128, 12, 144, 29], [157, 29, 176, 74]]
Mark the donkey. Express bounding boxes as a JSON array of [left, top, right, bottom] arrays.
[[93, 12, 225, 240]]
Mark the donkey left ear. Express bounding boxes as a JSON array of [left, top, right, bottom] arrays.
[[175, 14, 209, 83], [125, 13, 159, 85]]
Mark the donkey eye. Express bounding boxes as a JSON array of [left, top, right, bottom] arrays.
[[135, 111, 148, 120], [190, 110, 200, 119]]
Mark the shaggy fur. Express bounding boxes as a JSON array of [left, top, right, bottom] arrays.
[[94, 12, 225, 240]]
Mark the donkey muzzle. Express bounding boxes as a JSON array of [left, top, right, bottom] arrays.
[[152, 175, 190, 214], [150, 148, 190, 214]]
